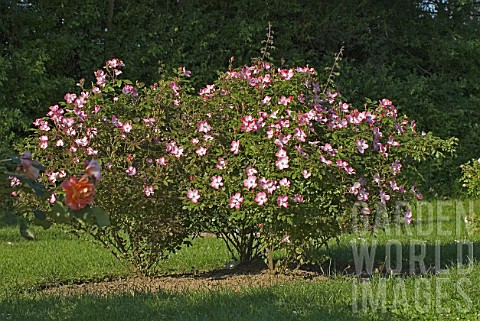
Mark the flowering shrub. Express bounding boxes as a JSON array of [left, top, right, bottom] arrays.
[[1, 152, 44, 233], [1, 151, 107, 241], [460, 160, 480, 232], [461, 159, 480, 197], [175, 61, 455, 267], [22, 58, 455, 272], [22, 60, 194, 275]]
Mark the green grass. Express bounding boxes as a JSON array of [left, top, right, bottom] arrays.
[[0, 227, 232, 298], [320, 199, 480, 273], [1, 199, 480, 320], [1, 269, 479, 320], [0, 227, 126, 298], [153, 237, 232, 274]]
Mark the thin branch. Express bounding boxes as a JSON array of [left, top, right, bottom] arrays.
[[323, 47, 344, 94]]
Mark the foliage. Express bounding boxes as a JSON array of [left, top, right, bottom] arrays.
[[328, 1, 480, 196], [1, 149, 109, 242], [1, 0, 479, 197], [18, 55, 456, 271], [20, 59, 197, 275], [173, 60, 456, 268], [460, 159, 480, 197]]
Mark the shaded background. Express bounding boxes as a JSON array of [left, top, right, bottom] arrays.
[[1, 0, 479, 197]]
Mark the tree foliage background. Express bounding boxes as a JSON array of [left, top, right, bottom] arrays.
[[1, 0, 479, 197]]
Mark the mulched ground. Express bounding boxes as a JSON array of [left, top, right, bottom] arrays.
[[41, 268, 326, 297]]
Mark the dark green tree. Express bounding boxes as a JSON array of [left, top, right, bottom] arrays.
[[1, 0, 479, 196]]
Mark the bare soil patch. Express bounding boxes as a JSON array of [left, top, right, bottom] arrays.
[[41, 268, 326, 297]]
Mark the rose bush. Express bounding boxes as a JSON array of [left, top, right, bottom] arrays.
[[460, 160, 480, 233], [21, 58, 455, 273], [461, 159, 480, 197], [1, 152, 44, 233], [1, 150, 108, 241], [22, 60, 194, 275], [175, 61, 456, 268]]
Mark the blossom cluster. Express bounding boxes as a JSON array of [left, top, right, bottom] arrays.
[[23, 58, 450, 265], [180, 62, 424, 228]]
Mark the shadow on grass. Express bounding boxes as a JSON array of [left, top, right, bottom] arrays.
[[0, 288, 370, 321], [313, 240, 480, 275]]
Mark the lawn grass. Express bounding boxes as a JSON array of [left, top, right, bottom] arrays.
[[0, 226, 231, 298], [153, 236, 231, 275], [0, 227, 127, 298], [1, 199, 480, 320], [1, 269, 479, 321]]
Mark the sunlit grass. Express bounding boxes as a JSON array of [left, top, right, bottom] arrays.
[[1, 199, 480, 320]]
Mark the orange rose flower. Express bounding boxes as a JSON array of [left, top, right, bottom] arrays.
[[61, 176, 95, 211]]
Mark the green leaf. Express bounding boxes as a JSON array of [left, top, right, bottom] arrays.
[[24, 179, 46, 197], [49, 202, 71, 223], [32, 210, 52, 229], [91, 207, 111, 227], [72, 207, 92, 221], [34, 218, 53, 229], [33, 210, 46, 221]]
